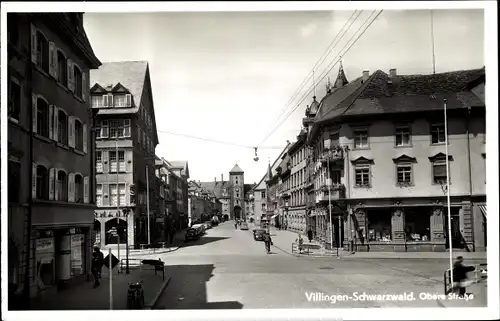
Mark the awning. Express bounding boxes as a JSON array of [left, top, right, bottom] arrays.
[[478, 205, 487, 219]]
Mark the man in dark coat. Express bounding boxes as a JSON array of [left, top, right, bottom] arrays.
[[264, 231, 272, 254], [453, 256, 475, 297], [307, 228, 313, 243], [91, 247, 104, 288]]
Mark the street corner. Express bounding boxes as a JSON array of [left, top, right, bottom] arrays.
[[146, 276, 172, 309]]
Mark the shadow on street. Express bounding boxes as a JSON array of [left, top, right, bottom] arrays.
[[182, 236, 229, 247], [154, 264, 243, 309]]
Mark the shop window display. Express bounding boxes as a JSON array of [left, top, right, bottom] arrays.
[[404, 208, 431, 241], [35, 235, 55, 289], [367, 210, 392, 242], [71, 234, 85, 277]]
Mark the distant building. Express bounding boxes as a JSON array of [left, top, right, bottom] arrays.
[[167, 161, 190, 230]]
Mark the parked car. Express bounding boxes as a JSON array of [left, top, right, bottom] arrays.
[[191, 223, 206, 235], [253, 229, 266, 241], [240, 222, 249, 230], [203, 222, 212, 230], [185, 226, 201, 241]]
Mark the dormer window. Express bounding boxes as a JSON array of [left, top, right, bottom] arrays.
[[92, 95, 103, 108], [114, 94, 126, 107]]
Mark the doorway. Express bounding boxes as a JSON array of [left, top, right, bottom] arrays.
[[104, 219, 127, 245], [444, 207, 464, 249], [332, 216, 344, 248]]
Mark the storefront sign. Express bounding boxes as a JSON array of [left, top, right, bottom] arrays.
[[94, 210, 128, 219], [36, 238, 54, 252]]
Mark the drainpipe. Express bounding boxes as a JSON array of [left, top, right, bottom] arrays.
[[466, 106, 474, 251]]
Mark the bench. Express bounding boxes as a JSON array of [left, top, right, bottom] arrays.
[[141, 259, 166, 280], [291, 242, 321, 254]]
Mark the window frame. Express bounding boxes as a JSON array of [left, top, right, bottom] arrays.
[[353, 128, 369, 149], [56, 169, 68, 202], [8, 77, 22, 123], [96, 151, 103, 173], [74, 118, 83, 151], [73, 64, 83, 98], [92, 95, 103, 108], [36, 164, 49, 200], [396, 162, 413, 186], [57, 108, 69, 145], [36, 96, 50, 138], [394, 124, 412, 147], [430, 123, 447, 145], [354, 164, 371, 188], [56, 49, 68, 87], [74, 174, 84, 203], [8, 158, 22, 203], [35, 30, 49, 73], [432, 159, 448, 185], [96, 184, 103, 206]]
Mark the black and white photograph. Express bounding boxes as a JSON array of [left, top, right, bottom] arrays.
[[2, 1, 498, 321]]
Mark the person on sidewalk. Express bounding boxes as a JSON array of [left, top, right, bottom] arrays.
[[91, 247, 104, 288], [297, 234, 304, 254], [452, 256, 476, 297], [264, 231, 272, 254], [307, 228, 313, 243]]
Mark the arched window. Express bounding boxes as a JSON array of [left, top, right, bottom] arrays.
[[36, 165, 49, 199], [57, 50, 67, 86], [73, 65, 82, 98], [36, 98, 50, 137], [58, 109, 68, 145], [56, 170, 68, 201], [36, 31, 49, 72], [74, 119, 83, 150], [75, 174, 84, 203]]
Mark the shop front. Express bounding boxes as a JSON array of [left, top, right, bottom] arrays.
[[33, 227, 89, 295], [94, 208, 135, 248], [289, 207, 306, 233], [349, 201, 474, 252]]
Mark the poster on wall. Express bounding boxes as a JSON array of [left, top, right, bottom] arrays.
[[71, 235, 84, 276]]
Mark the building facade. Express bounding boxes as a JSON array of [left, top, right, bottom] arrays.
[[168, 161, 190, 230], [303, 66, 486, 252], [265, 143, 291, 225], [251, 176, 268, 225], [90, 61, 160, 248], [229, 164, 245, 220], [7, 13, 101, 303]]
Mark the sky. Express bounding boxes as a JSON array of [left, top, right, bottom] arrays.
[[83, 9, 484, 184]]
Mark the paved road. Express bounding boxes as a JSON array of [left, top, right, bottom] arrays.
[[152, 221, 487, 309]]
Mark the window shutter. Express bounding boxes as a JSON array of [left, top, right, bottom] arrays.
[[81, 72, 87, 102], [49, 42, 56, 77], [32, 163, 37, 199], [48, 105, 54, 140], [103, 151, 109, 173], [83, 124, 88, 154], [49, 168, 55, 200], [53, 168, 59, 201], [102, 121, 109, 138], [32, 94, 37, 133], [30, 24, 37, 63], [68, 173, 75, 202], [68, 116, 75, 148], [108, 94, 114, 107], [125, 150, 133, 173], [125, 183, 130, 206], [67, 59, 74, 92], [83, 176, 89, 203], [126, 94, 132, 107], [124, 119, 131, 137], [53, 106, 59, 141]]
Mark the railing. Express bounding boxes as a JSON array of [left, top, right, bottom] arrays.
[[319, 146, 344, 163], [316, 188, 345, 203]]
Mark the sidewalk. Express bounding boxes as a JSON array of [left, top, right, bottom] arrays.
[[29, 268, 170, 310], [102, 229, 187, 262], [267, 227, 488, 260]]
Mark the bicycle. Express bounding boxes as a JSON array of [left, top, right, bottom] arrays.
[[126, 280, 145, 309]]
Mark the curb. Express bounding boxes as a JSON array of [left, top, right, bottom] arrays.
[[145, 276, 171, 309]]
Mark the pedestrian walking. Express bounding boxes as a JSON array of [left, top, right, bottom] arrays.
[[234, 221, 238, 229], [307, 228, 313, 243], [264, 231, 272, 254], [297, 234, 304, 254], [91, 247, 104, 288], [452, 256, 476, 297]]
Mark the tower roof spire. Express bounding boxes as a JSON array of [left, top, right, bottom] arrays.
[[334, 59, 348, 88]]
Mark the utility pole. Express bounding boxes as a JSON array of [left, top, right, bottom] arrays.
[[115, 137, 120, 271], [146, 164, 151, 245]]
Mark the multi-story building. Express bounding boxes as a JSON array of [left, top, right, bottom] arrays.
[[90, 60, 160, 248], [168, 161, 190, 230], [251, 176, 268, 224], [7, 13, 101, 303], [287, 130, 309, 233], [303, 65, 486, 252], [199, 175, 231, 221], [265, 143, 291, 225], [244, 185, 255, 221]]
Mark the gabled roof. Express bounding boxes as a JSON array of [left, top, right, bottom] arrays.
[[90, 60, 148, 114], [230, 164, 244, 174], [198, 181, 231, 198], [170, 161, 190, 178], [308, 67, 486, 143]]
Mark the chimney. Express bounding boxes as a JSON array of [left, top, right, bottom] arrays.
[[221, 174, 223, 183], [362, 70, 369, 82], [389, 68, 397, 77]]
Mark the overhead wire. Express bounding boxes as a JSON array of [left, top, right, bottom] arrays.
[[257, 10, 384, 146], [156, 129, 285, 150], [259, 10, 363, 142]]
